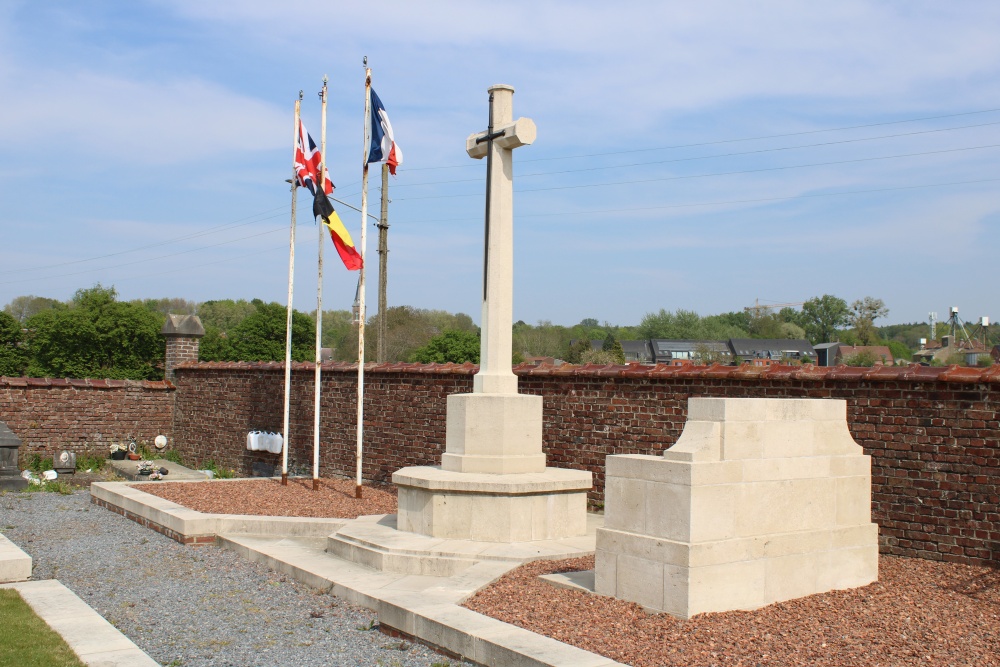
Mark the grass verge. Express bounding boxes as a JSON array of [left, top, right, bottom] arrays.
[[0, 589, 86, 667]]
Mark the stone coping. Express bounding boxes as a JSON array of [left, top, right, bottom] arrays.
[[393, 466, 593, 494], [0, 532, 31, 582], [90, 481, 348, 544], [1, 579, 159, 666], [170, 360, 1000, 383], [0, 376, 174, 390]]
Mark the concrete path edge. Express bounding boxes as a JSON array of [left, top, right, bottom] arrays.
[[1, 579, 159, 667]]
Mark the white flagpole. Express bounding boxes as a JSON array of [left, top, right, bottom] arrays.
[[282, 92, 303, 487], [313, 76, 328, 492], [355, 64, 372, 499]]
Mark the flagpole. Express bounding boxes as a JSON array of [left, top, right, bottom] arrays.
[[282, 91, 303, 487], [377, 163, 389, 362], [355, 63, 372, 500], [312, 76, 328, 492]]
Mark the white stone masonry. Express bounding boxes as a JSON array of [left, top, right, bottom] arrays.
[[595, 397, 879, 618]]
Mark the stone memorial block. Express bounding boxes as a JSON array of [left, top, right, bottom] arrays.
[[0, 422, 28, 492], [53, 451, 76, 475], [595, 397, 878, 618]]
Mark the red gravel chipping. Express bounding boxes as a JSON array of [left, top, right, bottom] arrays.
[[132, 477, 398, 518], [465, 555, 1000, 667], [130, 481, 1000, 666]]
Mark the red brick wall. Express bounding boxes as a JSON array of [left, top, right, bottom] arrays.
[[172, 361, 1000, 566], [0, 377, 175, 463]]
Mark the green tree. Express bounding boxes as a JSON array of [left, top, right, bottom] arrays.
[[886, 340, 912, 364], [3, 295, 62, 322], [843, 350, 879, 367], [0, 311, 27, 376], [24, 284, 164, 379], [800, 295, 850, 344], [512, 320, 567, 359], [226, 300, 313, 362], [410, 330, 480, 364], [851, 297, 889, 346], [565, 337, 593, 364]]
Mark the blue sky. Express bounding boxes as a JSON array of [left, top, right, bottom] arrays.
[[2, 1, 999, 328]]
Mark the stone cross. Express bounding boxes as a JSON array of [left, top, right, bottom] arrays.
[[465, 84, 536, 395]]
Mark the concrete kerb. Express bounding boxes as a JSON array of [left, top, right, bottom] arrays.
[[0, 531, 32, 582], [92, 482, 627, 667], [1, 579, 159, 667], [89, 481, 348, 542]]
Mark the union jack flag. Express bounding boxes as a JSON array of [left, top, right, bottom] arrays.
[[295, 118, 333, 196]]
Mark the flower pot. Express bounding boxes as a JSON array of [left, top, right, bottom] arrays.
[[127, 453, 141, 461], [111, 451, 126, 460]]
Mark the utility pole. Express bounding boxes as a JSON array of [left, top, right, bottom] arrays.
[[377, 163, 389, 362]]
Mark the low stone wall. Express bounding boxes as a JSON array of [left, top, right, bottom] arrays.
[[0, 377, 175, 463], [171, 361, 1000, 566]]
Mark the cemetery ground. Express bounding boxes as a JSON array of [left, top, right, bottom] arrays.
[[3, 477, 996, 667]]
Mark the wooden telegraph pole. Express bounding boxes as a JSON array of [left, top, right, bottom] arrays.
[[377, 164, 389, 362]]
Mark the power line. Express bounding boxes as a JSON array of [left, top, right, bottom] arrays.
[[0, 225, 289, 287], [394, 142, 1000, 201], [398, 177, 1000, 224], [385, 119, 1000, 189], [397, 106, 1000, 172], [0, 206, 290, 276]]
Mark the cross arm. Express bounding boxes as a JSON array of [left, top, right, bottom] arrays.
[[466, 117, 537, 159]]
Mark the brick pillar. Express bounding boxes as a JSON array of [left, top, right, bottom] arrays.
[[161, 314, 205, 382]]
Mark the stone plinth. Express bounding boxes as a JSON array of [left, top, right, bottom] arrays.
[[394, 466, 592, 542], [440, 393, 545, 474], [595, 397, 878, 618]]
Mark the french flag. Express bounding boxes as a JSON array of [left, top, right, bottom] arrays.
[[366, 88, 403, 175]]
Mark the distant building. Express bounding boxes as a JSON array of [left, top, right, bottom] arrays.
[[834, 345, 895, 366], [912, 335, 989, 365], [650, 340, 730, 365], [727, 339, 816, 364]]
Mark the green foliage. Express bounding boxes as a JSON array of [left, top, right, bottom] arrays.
[[886, 340, 912, 364], [75, 454, 105, 472], [580, 348, 621, 364], [3, 295, 62, 323], [410, 330, 480, 364], [24, 284, 165, 379], [26, 454, 53, 472], [162, 450, 184, 464], [362, 306, 478, 363], [512, 320, 567, 359], [136, 297, 197, 316], [850, 297, 889, 346], [224, 300, 313, 362], [565, 337, 593, 364], [0, 589, 87, 666], [637, 308, 749, 341], [799, 295, 850, 344], [0, 311, 27, 376], [201, 459, 236, 479], [843, 350, 880, 367]]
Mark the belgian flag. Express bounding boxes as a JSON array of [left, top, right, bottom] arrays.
[[313, 190, 363, 271]]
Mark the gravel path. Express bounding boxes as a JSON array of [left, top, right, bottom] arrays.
[[0, 490, 461, 667], [466, 555, 1000, 667]]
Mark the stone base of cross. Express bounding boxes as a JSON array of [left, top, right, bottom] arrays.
[[393, 84, 591, 543]]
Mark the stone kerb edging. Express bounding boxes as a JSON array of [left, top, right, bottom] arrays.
[[90, 482, 347, 545], [172, 360, 1000, 384], [0, 532, 32, 582]]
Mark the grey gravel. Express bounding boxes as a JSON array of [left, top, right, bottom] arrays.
[[0, 490, 467, 667]]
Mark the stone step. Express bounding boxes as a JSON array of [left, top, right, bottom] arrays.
[[327, 513, 602, 578]]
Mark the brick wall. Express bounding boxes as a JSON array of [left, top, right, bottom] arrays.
[[0, 377, 175, 463], [172, 361, 1000, 566]]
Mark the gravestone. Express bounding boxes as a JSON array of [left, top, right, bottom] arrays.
[[393, 85, 591, 542], [0, 422, 28, 492], [596, 397, 878, 618]]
